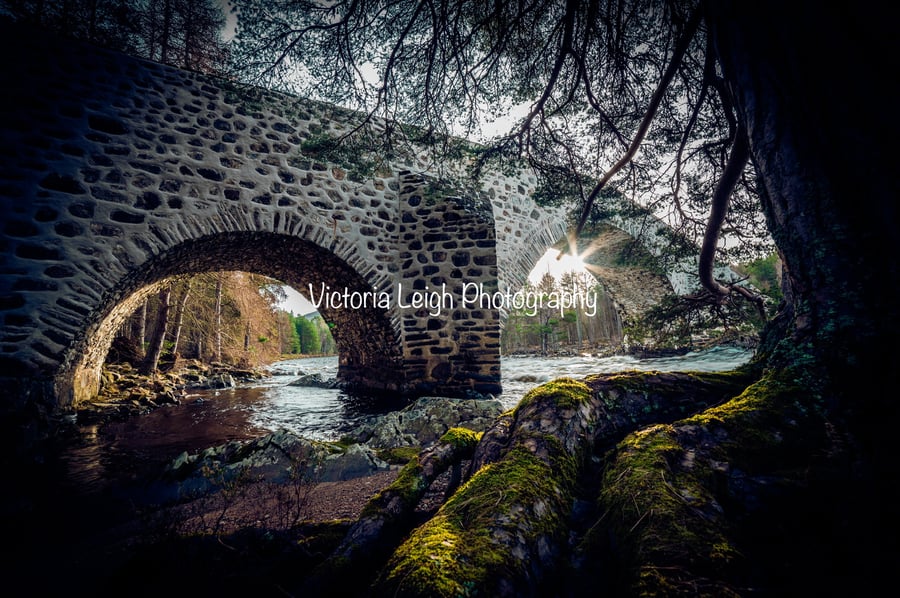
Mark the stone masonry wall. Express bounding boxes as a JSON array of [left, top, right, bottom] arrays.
[[0, 22, 563, 413], [396, 173, 502, 395]]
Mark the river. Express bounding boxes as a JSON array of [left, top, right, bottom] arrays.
[[255, 344, 753, 440], [59, 345, 753, 494]]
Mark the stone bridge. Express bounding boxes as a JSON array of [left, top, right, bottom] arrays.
[[0, 22, 741, 420], [0, 22, 568, 413]]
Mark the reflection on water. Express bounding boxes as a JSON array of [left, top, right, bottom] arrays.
[[61, 346, 754, 493]]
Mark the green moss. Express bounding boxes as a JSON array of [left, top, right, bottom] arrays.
[[375, 445, 421, 465], [682, 371, 807, 452], [439, 427, 482, 451], [332, 436, 358, 450], [361, 431, 482, 520], [361, 458, 426, 519], [595, 369, 822, 595], [378, 516, 503, 597], [599, 423, 738, 594], [377, 445, 577, 596], [516, 377, 591, 412], [587, 368, 753, 392], [298, 131, 381, 181]]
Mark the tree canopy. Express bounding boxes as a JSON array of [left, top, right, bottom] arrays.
[[228, 0, 772, 301], [0, 0, 228, 71]]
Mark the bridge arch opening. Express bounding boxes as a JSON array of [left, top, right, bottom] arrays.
[[501, 239, 626, 355], [499, 214, 692, 355], [102, 272, 338, 368], [59, 232, 403, 407]]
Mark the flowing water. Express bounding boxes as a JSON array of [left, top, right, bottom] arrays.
[[57, 345, 753, 495], [255, 345, 753, 441]]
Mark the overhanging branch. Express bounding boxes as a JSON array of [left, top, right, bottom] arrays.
[[573, 6, 702, 237], [698, 122, 748, 296]]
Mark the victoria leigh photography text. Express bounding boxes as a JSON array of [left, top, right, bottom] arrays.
[[306, 281, 599, 317]]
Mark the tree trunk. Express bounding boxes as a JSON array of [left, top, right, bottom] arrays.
[[136, 298, 147, 358], [708, 0, 899, 388], [588, 2, 900, 595], [160, 0, 172, 64], [140, 286, 171, 375], [169, 280, 191, 360], [214, 272, 223, 363]]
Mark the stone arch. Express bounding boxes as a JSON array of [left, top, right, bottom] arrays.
[[555, 225, 673, 327], [60, 232, 404, 407], [503, 224, 671, 343], [0, 22, 515, 411]]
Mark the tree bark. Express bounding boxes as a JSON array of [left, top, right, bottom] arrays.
[[707, 0, 900, 384], [589, 2, 900, 594], [169, 279, 191, 360], [372, 372, 754, 597], [214, 272, 223, 363], [136, 298, 147, 358], [303, 428, 482, 596], [140, 286, 171, 375]]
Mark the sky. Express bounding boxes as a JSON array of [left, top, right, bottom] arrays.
[[219, 1, 237, 41]]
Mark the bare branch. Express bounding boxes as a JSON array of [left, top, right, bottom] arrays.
[[698, 122, 748, 296], [573, 6, 702, 237], [673, 32, 716, 219]]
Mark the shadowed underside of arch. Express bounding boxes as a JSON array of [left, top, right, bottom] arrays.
[[62, 232, 405, 406]]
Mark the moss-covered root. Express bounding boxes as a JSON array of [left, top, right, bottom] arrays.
[[583, 369, 757, 447], [469, 370, 756, 474], [593, 372, 826, 596], [373, 379, 593, 597], [302, 428, 481, 595], [374, 445, 578, 597]]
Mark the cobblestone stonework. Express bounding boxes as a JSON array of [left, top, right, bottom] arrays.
[[0, 23, 566, 411], [0, 22, 737, 421]]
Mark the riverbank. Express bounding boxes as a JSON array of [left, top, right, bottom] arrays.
[[4, 392, 488, 595], [503, 335, 758, 360], [3, 345, 759, 595], [74, 359, 270, 426]]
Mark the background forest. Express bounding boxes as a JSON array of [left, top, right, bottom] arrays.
[[0, 0, 229, 73], [108, 272, 336, 372]]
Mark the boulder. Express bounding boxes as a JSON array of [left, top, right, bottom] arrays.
[[288, 373, 342, 388], [202, 373, 235, 389], [347, 396, 504, 448], [154, 430, 389, 502]]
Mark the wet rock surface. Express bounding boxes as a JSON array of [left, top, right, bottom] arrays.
[[150, 395, 503, 503], [287, 372, 344, 389], [76, 361, 267, 424], [342, 395, 504, 448], [152, 430, 391, 504]]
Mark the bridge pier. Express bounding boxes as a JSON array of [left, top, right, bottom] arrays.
[[391, 173, 502, 396]]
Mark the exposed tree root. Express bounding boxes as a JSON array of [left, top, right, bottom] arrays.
[[369, 370, 755, 596], [300, 427, 482, 596]]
